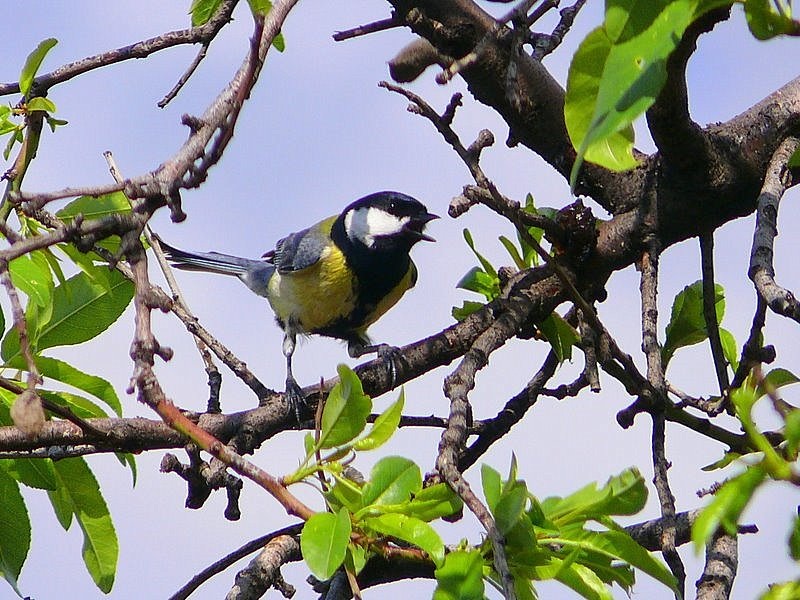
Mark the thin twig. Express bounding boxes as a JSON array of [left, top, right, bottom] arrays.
[[700, 232, 730, 394], [13, 1, 297, 225], [731, 297, 773, 389], [577, 308, 600, 391], [531, 0, 587, 60], [159, 42, 211, 108], [0, 0, 238, 97], [460, 350, 559, 470], [169, 524, 303, 600], [105, 151, 226, 408], [641, 228, 685, 598], [333, 17, 401, 41]]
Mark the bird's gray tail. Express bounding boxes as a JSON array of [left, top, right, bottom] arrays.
[[156, 236, 274, 298]]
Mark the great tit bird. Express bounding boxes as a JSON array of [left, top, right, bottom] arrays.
[[159, 191, 438, 415]]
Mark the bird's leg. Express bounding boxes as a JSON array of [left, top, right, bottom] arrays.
[[282, 330, 305, 421], [348, 339, 401, 389]]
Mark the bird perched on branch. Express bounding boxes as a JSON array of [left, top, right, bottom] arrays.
[[158, 191, 438, 417]]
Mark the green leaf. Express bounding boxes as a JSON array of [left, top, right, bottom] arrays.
[[538, 312, 579, 362], [26, 97, 56, 113], [9, 250, 53, 309], [452, 300, 485, 322], [48, 458, 118, 592], [0, 467, 31, 594], [19, 38, 58, 97], [662, 280, 724, 366], [0, 118, 17, 137], [456, 266, 499, 301], [701, 451, 742, 472], [247, 0, 274, 17], [3, 129, 22, 161], [326, 475, 364, 513], [189, 0, 223, 25], [39, 390, 109, 420], [761, 580, 800, 600], [300, 508, 351, 580], [345, 542, 368, 575], [364, 513, 445, 566], [745, 0, 800, 39], [758, 367, 800, 397], [566, 1, 721, 185], [499, 235, 527, 270], [57, 191, 132, 222], [45, 116, 68, 133], [9, 356, 122, 416], [551, 526, 678, 592], [406, 483, 463, 522], [56, 191, 132, 255], [789, 514, 800, 561], [785, 410, 800, 456], [731, 379, 760, 417], [719, 327, 739, 372], [6, 457, 57, 490], [354, 389, 404, 451], [494, 484, 529, 536], [566, 27, 638, 185], [692, 465, 766, 551], [2, 269, 134, 362], [553, 557, 615, 600], [463, 229, 497, 278], [361, 456, 421, 507], [543, 468, 647, 525], [318, 365, 371, 449], [433, 549, 485, 600], [790, 145, 800, 169], [481, 463, 503, 512], [115, 453, 138, 487]]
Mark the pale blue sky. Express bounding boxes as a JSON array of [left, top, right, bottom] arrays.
[[3, 2, 800, 598]]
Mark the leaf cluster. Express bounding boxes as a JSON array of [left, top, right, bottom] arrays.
[[295, 365, 461, 583], [453, 196, 577, 362], [436, 462, 677, 600]]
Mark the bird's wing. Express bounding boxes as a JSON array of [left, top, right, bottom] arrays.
[[268, 216, 336, 274]]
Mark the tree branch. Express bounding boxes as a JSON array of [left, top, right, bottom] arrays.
[[646, 7, 731, 175], [748, 136, 800, 323], [0, 0, 238, 97], [700, 232, 730, 395], [695, 531, 738, 600]]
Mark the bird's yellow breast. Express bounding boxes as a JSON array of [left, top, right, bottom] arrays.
[[267, 244, 357, 333]]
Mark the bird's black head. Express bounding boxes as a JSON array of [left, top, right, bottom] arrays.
[[341, 191, 439, 251]]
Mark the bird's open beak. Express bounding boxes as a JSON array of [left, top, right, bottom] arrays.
[[407, 212, 439, 242]]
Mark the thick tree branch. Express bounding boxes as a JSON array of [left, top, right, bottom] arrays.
[[695, 532, 738, 600], [646, 7, 731, 175], [387, 0, 637, 212], [225, 535, 300, 600]]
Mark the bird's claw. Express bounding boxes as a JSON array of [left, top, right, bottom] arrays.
[[285, 376, 307, 422], [375, 344, 401, 389]]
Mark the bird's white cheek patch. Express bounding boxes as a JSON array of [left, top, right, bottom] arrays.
[[345, 207, 409, 247]]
